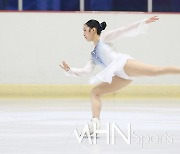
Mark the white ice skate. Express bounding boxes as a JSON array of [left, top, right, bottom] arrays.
[[80, 117, 100, 138], [88, 117, 101, 138]]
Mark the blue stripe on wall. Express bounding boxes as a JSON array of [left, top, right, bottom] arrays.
[[0, 0, 180, 12]]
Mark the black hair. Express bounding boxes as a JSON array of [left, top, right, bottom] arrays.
[[85, 19, 107, 35]]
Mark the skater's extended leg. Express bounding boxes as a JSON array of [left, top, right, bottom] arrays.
[[124, 59, 180, 77]]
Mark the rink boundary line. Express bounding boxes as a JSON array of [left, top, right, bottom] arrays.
[[1, 11, 180, 15], [0, 84, 179, 99]]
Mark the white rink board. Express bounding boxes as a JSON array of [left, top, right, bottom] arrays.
[[0, 12, 180, 84]]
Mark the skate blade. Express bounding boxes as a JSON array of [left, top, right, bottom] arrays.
[[80, 133, 99, 138]]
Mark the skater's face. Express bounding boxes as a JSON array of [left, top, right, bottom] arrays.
[[83, 24, 97, 42]]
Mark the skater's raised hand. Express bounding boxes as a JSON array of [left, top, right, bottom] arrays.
[[145, 16, 159, 24], [59, 61, 70, 72]]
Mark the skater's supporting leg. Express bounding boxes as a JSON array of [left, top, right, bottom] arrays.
[[91, 76, 132, 118]]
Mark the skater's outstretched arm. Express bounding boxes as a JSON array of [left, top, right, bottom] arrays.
[[101, 16, 159, 43], [60, 59, 96, 77]]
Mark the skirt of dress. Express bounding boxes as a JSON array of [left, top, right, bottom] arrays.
[[90, 53, 134, 84]]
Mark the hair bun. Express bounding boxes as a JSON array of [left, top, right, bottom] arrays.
[[100, 22, 107, 30]]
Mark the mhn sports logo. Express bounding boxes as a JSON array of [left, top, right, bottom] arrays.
[[74, 122, 173, 147]]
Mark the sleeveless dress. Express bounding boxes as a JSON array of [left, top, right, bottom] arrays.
[[65, 19, 149, 84]]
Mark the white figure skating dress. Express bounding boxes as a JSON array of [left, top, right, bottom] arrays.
[[65, 19, 149, 84]]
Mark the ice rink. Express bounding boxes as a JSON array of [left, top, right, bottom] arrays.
[[0, 98, 180, 154]]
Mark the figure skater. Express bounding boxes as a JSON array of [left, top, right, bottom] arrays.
[[60, 16, 180, 136]]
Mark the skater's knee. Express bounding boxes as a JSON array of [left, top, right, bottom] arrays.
[[150, 67, 164, 76], [154, 67, 165, 75], [91, 87, 102, 97]]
